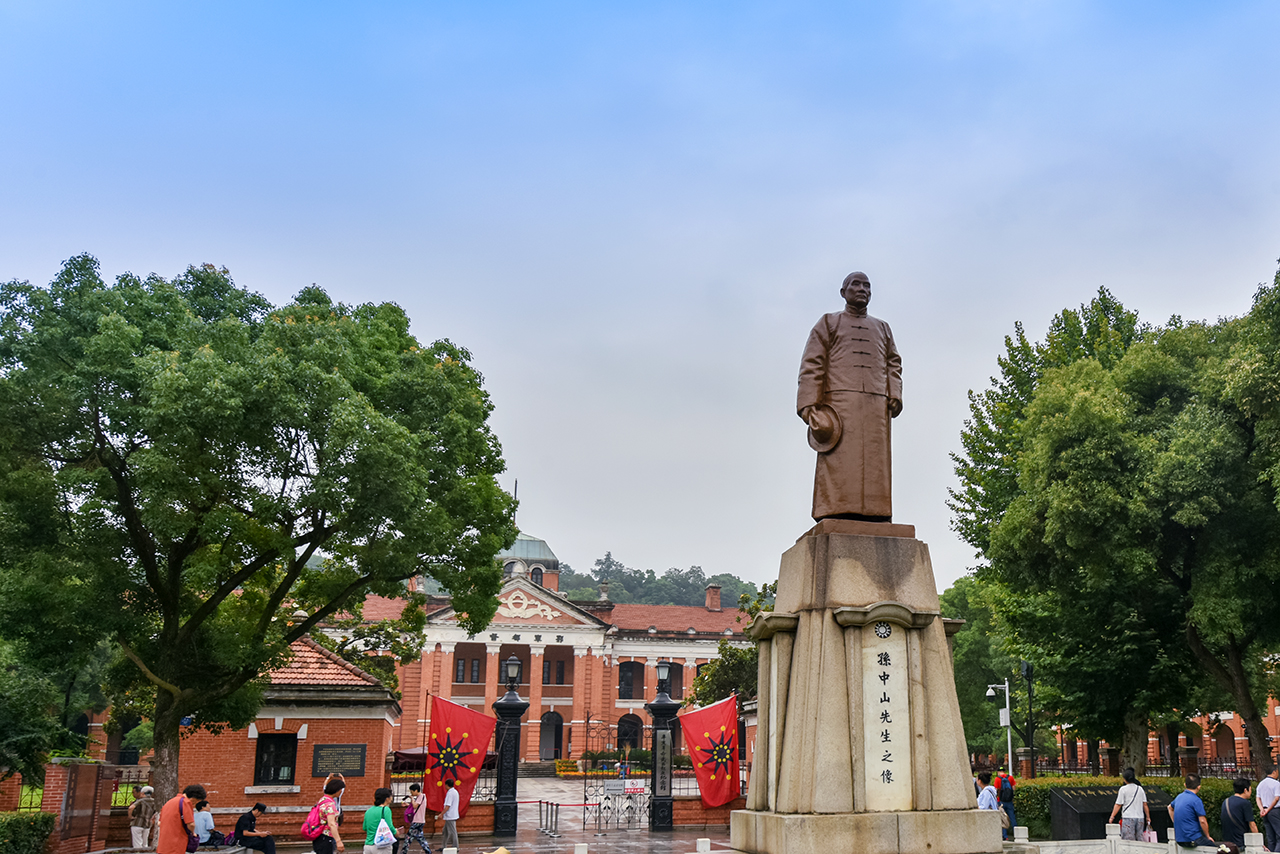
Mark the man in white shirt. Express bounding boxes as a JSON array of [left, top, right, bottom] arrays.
[[1257, 768, 1280, 851], [441, 780, 460, 851]]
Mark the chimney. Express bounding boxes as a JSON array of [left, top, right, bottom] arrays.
[[705, 584, 722, 612]]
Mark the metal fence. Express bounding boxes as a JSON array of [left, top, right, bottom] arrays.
[[1030, 758, 1256, 779]]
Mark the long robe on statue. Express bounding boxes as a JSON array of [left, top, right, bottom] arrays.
[[797, 308, 901, 520]]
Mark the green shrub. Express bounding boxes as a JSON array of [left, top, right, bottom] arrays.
[[1011, 776, 1235, 841], [673, 754, 693, 769], [0, 811, 57, 854], [554, 759, 578, 775]]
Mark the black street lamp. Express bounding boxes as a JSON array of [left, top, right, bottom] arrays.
[[492, 654, 528, 836], [645, 660, 680, 831]]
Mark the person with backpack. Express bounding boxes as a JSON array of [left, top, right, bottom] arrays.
[[996, 770, 1016, 839], [402, 784, 429, 854], [302, 776, 347, 854], [362, 788, 400, 854]]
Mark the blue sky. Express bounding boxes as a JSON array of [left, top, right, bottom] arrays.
[[3, 1, 1279, 589]]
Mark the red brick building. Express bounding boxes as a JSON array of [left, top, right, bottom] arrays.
[[176, 636, 399, 831], [388, 533, 751, 762]]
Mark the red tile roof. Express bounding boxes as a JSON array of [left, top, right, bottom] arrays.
[[268, 637, 385, 687], [608, 604, 745, 635]]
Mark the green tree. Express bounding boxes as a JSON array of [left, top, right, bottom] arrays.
[[939, 576, 1007, 757], [0, 255, 516, 798], [957, 272, 1280, 774], [311, 590, 430, 694], [0, 643, 65, 783], [951, 289, 1198, 772]]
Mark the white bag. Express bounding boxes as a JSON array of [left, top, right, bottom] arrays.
[[374, 809, 396, 849]]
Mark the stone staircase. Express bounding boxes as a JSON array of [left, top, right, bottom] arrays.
[[518, 760, 560, 777]]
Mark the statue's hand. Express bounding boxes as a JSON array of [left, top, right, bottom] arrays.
[[800, 406, 814, 424], [888, 398, 903, 418]]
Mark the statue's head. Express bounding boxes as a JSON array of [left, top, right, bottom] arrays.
[[841, 271, 871, 310]]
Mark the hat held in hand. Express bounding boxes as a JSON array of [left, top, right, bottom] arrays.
[[806, 404, 843, 453]]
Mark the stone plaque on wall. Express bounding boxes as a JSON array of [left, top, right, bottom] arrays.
[[311, 744, 367, 777], [862, 621, 911, 811]]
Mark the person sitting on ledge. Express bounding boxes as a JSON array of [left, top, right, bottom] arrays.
[[1170, 774, 1216, 848], [235, 803, 275, 854]]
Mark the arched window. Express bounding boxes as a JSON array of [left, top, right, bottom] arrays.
[[617, 714, 643, 751], [618, 661, 644, 699], [531, 566, 544, 586], [669, 665, 684, 700]]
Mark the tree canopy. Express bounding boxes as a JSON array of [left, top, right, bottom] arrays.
[[558, 552, 763, 608], [0, 255, 516, 795], [951, 266, 1280, 774]]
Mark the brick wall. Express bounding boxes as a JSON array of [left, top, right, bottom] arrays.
[[178, 716, 393, 819], [672, 795, 746, 828]]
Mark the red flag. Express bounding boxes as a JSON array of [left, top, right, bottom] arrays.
[[679, 695, 740, 807], [423, 697, 496, 818]]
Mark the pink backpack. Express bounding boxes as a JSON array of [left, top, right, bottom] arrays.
[[299, 798, 329, 841]]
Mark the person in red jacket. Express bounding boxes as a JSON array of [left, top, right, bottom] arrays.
[[995, 770, 1017, 839]]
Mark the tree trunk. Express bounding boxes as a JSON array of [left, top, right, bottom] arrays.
[[1087, 739, 1100, 776], [151, 692, 182, 803], [1185, 625, 1275, 775], [1244, 709, 1274, 777], [1120, 706, 1149, 776]]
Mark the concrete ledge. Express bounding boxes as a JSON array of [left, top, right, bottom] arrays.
[[729, 808, 1002, 854]]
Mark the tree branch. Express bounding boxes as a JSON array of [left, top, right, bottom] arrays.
[[119, 641, 183, 699]]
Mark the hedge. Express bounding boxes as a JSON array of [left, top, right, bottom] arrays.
[[1012, 776, 1237, 841], [0, 812, 57, 854]]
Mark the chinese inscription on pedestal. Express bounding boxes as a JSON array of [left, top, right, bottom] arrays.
[[862, 621, 911, 811]]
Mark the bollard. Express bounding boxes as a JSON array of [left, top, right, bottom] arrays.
[[1014, 826, 1029, 842], [697, 839, 711, 853], [574, 844, 589, 854], [443, 849, 457, 854], [1106, 823, 1121, 837]]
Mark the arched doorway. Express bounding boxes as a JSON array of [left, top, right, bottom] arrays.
[[1214, 723, 1237, 765], [617, 714, 643, 751], [540, 711, 563, 760]]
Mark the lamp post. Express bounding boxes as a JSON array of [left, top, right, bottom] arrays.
[[645, 660, 680, 831], [986, 678, 1013, 774], [492, 654, 528, 836]]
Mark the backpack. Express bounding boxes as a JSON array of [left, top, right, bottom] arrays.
[[300, 799, 328, 841], [999, 776, 1014, 803]]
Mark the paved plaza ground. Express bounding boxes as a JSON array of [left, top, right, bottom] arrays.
[[280, 778, 734, 854]]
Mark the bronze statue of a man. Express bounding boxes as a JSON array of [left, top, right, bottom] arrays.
[[797, 271, 902, 522]]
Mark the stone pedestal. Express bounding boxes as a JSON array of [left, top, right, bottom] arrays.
[[1016, 747, 1035, 779], [729, 520, 1002, 854]]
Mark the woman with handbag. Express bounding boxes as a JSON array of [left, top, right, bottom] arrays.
[[157, 785, 207, 854], [1108, 768, 1152, 841], [362, 788, 401, 854]]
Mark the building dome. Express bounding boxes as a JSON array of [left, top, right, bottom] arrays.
[[497, 532, 559, 579]]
